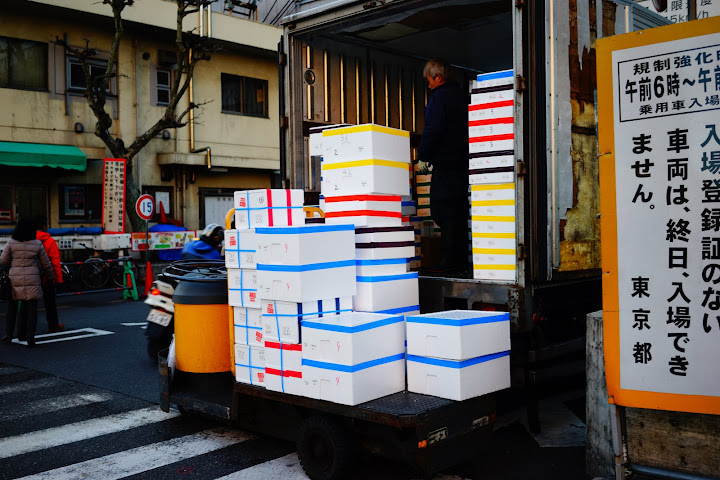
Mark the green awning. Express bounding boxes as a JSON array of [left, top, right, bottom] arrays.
[[0, 141, 87, 171]]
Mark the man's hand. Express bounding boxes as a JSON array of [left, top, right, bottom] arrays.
[[417, 160, 430, 175]]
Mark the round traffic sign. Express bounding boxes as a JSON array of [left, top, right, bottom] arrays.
[[136, 194, 155, 221]]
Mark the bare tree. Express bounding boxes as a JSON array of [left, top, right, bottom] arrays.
[[58, 0, 216, 232]]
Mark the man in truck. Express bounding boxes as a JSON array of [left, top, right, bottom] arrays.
[[418, 58, 469, 274]]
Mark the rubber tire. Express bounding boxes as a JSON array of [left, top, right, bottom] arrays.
[[296, 416, 352, 480]]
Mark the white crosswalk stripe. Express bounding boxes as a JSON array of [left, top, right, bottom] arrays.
[[15, 427, 254, 480], [0, 377, 62, 395], [215, 453, 306, 480], [0, 392, 114, 421], [0, 406, 179, 460]]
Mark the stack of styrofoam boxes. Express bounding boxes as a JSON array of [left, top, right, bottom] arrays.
[[302, 311, 406, 405], [255, 224, 357, 395], [405, 310, 511, 401], [229, 189, 306, 387], [468, 69, 517, 283]]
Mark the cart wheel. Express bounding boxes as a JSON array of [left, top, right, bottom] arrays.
[[296, 416, 352, 480]]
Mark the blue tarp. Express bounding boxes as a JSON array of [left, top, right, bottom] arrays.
[[0, 227, 103, 235]]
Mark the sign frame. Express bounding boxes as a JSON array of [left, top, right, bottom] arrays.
[[101, 158, 127, 234], [598, 16, 720, 415], [136, 194, 155, 221]]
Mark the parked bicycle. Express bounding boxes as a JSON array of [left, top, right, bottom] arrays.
[[59, 244, 139, 293]]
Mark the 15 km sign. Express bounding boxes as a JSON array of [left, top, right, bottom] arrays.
[[136, 194, 155, 221]]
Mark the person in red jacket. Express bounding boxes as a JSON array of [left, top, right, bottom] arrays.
[[35, 216, 63, 333]]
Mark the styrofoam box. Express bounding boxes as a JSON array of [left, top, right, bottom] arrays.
[[469, 104, 514, 123], [356, 258, 408, 276], [264, 341, 303, 395], [401, 200, 417, 216], [406, 351, 510, 401], [310, 124, 351, 157], [261, 297, 353, 344], [93, 234, 132, 250], [227, 268, 260, 308], [406, 310, 510, 360], [468, 122, 513, 138], [255, 224, 356, 265], [471, 205, 515, 218], [257, 262, 356, 303], [475, 69, 513, 88], [470, 89, 513, 106], [302, 312, 405, 365], [234, 344, 265, 386], [469, 155, 514, 171], [353, 272, 419, 313], [469, 171, 515, 185], [373, 305, 420, 318], [355, 225, 415, 260], [321, 124, 410, 163], [324, 195, 402, 227], [322, 160, 410, 196], [471, 218, 515, 234], [473, 266, 516, 282], [234, 306, 263, 346], [234, 189, 305, 229], [303, 352, 406, 406], [224, 229, 257, 269], [471, 184, 515, 202], [473, 252, 516, 267], [472, 235, 517, 252], [469, 136, 514, 154]]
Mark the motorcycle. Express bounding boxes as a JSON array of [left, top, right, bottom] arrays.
[[144, 274, 176, 362]]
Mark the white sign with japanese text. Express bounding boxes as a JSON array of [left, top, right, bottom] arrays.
[[102, 158, 126, 234], [614, 32, 720, 396], [637, 0, 719, 24]]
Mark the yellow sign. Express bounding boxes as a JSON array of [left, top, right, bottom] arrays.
[[598, 16, 720, 415]]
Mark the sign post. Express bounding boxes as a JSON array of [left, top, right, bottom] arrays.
[[136, 194, 155, 296]]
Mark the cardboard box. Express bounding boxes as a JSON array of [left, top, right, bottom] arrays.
[[302, 312, 405, 365], [353, 272, 419, 313], [321, 124, 410, 163], [255, 224, 356, 265], [257, 261, 356, 303], [417, 207, 432, 218], [322, 160, 410, 196], [233, 306, 263, 346], [324, 194, 402, 227], [234, 344, 265, 386], [406, 351, 510, 401], [406, 310, 510, 360], [227, 268, 260, 308], [234, 189, 305, 229], [415, 183, 431, 195], [302, 352, 406, 405], [264, 341, 303, 395], [261, 297, 353, 344], [355, 225, 415, 260], [224, 229, 257, 269], [356, 258, 408, 276]]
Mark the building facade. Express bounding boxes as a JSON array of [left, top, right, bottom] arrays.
[[0, 0, 282, 231]]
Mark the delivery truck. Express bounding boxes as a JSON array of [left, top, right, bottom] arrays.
[[274, 0, 670, 430]]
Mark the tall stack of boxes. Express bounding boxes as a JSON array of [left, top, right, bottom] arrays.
[[468, 69, 517, 282]]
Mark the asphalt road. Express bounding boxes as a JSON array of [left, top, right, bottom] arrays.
[[0, 292, 587, 480]]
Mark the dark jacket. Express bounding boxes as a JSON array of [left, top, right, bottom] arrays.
[[181, 239, 222, 260], [0, 238, 54, 301], [418, 81, 469, 219]]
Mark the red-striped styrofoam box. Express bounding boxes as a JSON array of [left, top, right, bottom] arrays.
[[234, 189, 305, 229], [324, 194, 402, 227], [234, 344, 265, 386], [264, 341, 303, 395]]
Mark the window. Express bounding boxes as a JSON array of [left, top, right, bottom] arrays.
[[58, 184, 102, 222], [156, 69, 170, 105], [67, 58, 110, 93], [0, 37, 47, 90], [221, 73, 268, 117]]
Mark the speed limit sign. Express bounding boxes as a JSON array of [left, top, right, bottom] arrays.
[[136, 194, 155, 221]]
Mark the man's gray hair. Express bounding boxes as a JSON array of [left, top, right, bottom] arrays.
[[423, 58, 451, 80]]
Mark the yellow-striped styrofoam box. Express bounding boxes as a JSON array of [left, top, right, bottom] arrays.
[[473, 263, 516, 282], [470, 183, 515, 202], [322, 124, 410, 163]]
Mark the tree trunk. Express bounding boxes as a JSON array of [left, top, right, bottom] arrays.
[[124, 162, 144, 233]]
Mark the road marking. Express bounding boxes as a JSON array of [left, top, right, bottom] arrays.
[[121, 323, 147, 327], [0, 392, 114, 421], [0, 366, 24, 375], [12, 328, 114, 345], [215, 453, 306, 479], [0, 406, 179, 460], [0, 377, 62, 395], [15, 427, 254, 480]]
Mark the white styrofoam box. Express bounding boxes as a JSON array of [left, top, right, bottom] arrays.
[[471, 220, 515, 235], [468, 103, 514, 123], [406, 351, 510, 401], [469, 171, 515, 185], [470, 88, 513, 106], [234, 189, 305, 229], [355, 225, 414, 260], [469, 154, 514, 171], [302, 312, 405, 365], [227, 268, 260, 308], [356, 258, 408, 276], [469, 134, 514, 154], [406, 310, 510, 360], [323, 195, 402, 227], [468, 121, 513, 139], [224, 229, 257, 269], [233, 306, 263, 346], [473, 266, 516, 282], [472, 235, 517, 253], [255, 224, 356, 266], [471, 204, 515, 218], [261, 297, 353, 344], [321, 124, 410, 163], [322, 159, 410, 196], [473, 251, 515, 265], [416, 183, 431, 195], [475, 69, 514, 88], [264, 341, 303, 395], [353, 272, 419, 313], [257, 261, 356, 303], [470, 183, 515, 202], [234, 344, 265, 386], [303, 352, 405, 406], [93, 234, 132, 251], [373, 304, 420, 318], [401, 200, 417, 216]]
